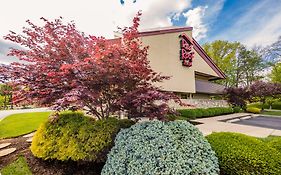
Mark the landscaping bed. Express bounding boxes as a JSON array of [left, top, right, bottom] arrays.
[[0, 136, 103, 175]]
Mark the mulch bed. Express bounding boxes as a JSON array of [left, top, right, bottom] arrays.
[[0, 136, 103, 175]]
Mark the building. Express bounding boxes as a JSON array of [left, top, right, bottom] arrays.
[[114, 27, 227, 108]]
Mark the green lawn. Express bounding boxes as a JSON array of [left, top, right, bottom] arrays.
[[1, 156, 32, 175], [261, 110, 281, 117], [0, 112, 51, 139]]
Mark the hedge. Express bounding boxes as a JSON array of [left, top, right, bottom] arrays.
[[102, 120, 219, 175], [206, 132, 281, 175], [264, 137, 281, 153], [31, 111, 135, 162], [177, 107, 235, 119]]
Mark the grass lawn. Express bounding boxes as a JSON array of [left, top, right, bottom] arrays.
[[0, 112, 51, 139], [1, 156, 32, 175], [261, 110, 281, 117]]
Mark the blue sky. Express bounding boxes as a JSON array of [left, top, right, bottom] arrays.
[[1, 0, 281, 64], [169, 0, 281, 46]]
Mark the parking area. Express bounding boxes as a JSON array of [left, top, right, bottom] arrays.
[[233, 116, 281, 130]]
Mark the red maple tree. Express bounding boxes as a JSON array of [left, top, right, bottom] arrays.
[[0, 13, 183, 120]]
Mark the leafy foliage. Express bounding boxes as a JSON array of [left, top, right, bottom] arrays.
[[102, 120, 219, 175], [225, 86, 250, 108], [0, 13, 182, 120], [177, 107, 235, 119], [203, 41, 267, 87], [270, 62, 281, 83], [265, 137, 281, 153], [0, 84, 13, 110], [31, 111, 135, 162], [206, 132, 281, 175], [246, 107, 261, 114], [203, 40, 240, 87], [249, 81, 281, 110], [248, 101, 281, 110]]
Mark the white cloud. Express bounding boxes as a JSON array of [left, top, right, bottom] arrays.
[[242, 11, 281, 47], [210, 1, 281, 47], [0, 0, 192, 64], [183, 6, 208, 40]]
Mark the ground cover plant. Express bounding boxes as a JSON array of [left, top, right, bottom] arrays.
[[0, 156, 32, 175], [206, 132, 281, 175], [0, 112, 51, 139], [102, 120, 219, 175], [31, 111, 135, 162]]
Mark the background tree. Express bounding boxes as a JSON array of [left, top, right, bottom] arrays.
[[238, 46, 266, 86], [270, 62, 281, 83], [0, 84, 12, 110], [225, 87, 250, 109], [263, 36, 281, 63], [203, 40, 240, 87], [204, 41, 267, 87], [249, 81, 281, 110], [0, 13, 183, 120]]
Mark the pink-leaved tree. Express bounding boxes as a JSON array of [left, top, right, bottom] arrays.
[[0, 13, 184, 120]]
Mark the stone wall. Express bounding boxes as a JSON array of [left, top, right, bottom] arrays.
[[170, 99, 229, 109]]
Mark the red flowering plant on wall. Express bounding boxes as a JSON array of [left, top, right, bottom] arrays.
[[0, 12, 185, 120]]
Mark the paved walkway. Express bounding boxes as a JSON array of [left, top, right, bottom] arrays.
[[0, 108, 52, 120], [192, 113, 281, 138]]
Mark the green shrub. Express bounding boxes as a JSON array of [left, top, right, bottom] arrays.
[[102, 120, 219, 175], [177, 109, 197, 119], [272, 102, 281, 110], [233, 106, 241, 113], [266, 137, 281, 153], [206, 132, 281, 175], [248, 102, 281, 110], [31, 111, 135, 162], [178, 107, 234, 119], [246, 107, 261, 114]]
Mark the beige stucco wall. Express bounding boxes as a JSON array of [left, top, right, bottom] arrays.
[[140, 30, 219, 94]]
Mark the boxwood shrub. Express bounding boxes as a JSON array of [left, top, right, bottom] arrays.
[[177, 107, 234, 119], [206, 132, 281, 175], [102, 120, 219, 175], [31, 111, 135, 162]]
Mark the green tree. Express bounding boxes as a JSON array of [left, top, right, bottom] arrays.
[[203, 41, 266, 87], [270, 62, 281, 83], [238, 46, 266, 86], [0, 84, 13, 109], [203, 40, 241, 87]]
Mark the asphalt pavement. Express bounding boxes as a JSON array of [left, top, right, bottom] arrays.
[[234, 116, 281, 130]]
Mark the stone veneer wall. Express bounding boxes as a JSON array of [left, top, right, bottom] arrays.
[[170, 99, 229, 109]]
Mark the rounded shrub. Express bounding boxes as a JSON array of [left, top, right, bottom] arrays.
[[31, 111, 135, 162], [102, 120, 219, 175], [246, 107, 261, 114], [206, 132, 281, 175]]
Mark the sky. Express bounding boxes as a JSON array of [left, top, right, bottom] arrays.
[[1, 0, 281, 64]]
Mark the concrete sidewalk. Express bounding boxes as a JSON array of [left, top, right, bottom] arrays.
[[0, 108, 52, 120], [192, 113, 281, 138]]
